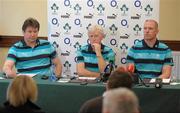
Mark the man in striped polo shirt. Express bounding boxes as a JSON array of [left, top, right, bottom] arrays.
[[76, 25, 115, 77], [127, 19, 174, 79], [3, 18, 62, 78]]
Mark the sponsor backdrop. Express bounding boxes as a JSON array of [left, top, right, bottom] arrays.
[[48, 0, 159, 77]]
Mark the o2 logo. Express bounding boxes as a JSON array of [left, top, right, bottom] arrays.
[[110, 0, 117, 8], [97, 19, 105, 27], [64, 0, 71, 7], [87, 0, 95, 8], [110, 39, 118, 47], [121, 57, 127, 64], [121, 19, 129, 28], [64, 37, 72, 46], [97, 19, 104, 25], [134, 0, 142, 9], [74, 18, 82, 27], [52, 18, 59, 27]]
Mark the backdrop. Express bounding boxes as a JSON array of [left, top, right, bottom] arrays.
[[48, 0, 159, 77]]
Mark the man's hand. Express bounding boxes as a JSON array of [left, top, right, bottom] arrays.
[[3, 60, 17, 78], [92, 43, 101, 56], [159, 65, 172, 79]]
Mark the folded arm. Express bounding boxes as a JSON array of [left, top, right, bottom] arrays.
[[77, 63, 100, 77]]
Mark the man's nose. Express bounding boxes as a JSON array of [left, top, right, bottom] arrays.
[[31, 33, 36, 37], [145, 29, 149, 33]]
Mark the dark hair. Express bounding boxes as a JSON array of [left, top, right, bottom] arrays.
[[107, 70, 133, 89], [22, 17, 40, 32]]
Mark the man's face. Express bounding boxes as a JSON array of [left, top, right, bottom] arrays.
[[23, 26, 39, 43], [143, 21, 159, 41], [88, 30, 104, 45]]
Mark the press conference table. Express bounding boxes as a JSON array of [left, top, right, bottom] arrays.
[[0, 74, 180, 113]]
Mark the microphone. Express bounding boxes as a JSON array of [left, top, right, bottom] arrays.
[[127, 64, 135, 73], [100, 61, 114, 82], [105, 61, 114, 74], [135, 73, 150, 87], [127, 64, 149, 87], [154, 78, 162, 88]]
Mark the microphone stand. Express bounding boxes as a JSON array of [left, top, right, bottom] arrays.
[[135, 73, 150, 87], [99, 62, 114, 82]]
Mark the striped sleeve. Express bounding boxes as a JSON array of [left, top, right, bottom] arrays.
[[126, 47, 135, 63], [7, 46, 17, 62], [49, 43, 57, 59], [164, 48, 174, 66], [105, 48, 115, 64], [76, 49, 84, 63]]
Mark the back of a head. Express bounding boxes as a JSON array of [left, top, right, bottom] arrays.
[[7, 75, 38, 107], [107, 70, 133, 89], [103, 88, 139, 113]]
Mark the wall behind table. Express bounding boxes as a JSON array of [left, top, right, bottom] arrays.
[[159, 0, 180, 40], [0, 0, 180, 40], [0, 48, 9, 71], [0, 0, 2, 35], [0, 0, 180, 70], [0, 0, 47, 36]]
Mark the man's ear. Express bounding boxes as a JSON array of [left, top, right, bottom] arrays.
[[156, 28, 159, 35], [106, 80, 109, 90], [134, 107, 140, 113], [22, 31, 25, 35]]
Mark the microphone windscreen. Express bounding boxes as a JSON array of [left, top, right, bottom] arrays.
[[127, 64, 135, 73]]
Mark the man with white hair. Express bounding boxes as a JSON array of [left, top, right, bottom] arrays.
[[76, 24, 115, 77], [103, 88, 139, 113]]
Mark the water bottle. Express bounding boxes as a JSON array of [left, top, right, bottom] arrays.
[[49, 65, 58, 82], [49, 73, 58, 82]]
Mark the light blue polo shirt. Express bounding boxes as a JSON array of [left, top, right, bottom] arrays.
[[7, 39, 57, 76], [127, 39, 174, 79], [76, 44, 115, 72]]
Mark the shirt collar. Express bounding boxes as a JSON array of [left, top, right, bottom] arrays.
[[142, 39, 159, 49], [21, 39, 40, 47]]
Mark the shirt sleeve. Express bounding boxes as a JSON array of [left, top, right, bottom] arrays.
[[164, 48, 174, 66], [6, 46, 17, 62], [76, 49, 84, 63], [49, 43, 57, 59], [126, 46, 135, 64], [105, 48, 115, 64]]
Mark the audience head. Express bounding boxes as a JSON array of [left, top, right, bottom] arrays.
[[103, 88, 139, 113], [88, 24, 105, 45], [106, 69, 133, 90], [22, 17, 40, 32], [6, 75, 38, 107]]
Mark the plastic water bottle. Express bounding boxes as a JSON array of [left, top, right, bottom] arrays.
[[49, 73, 58, 82], [49, 65, 58, 82]]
